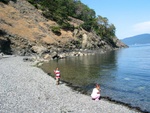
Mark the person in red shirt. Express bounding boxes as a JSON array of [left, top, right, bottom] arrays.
[[54, 68, 61, 85]]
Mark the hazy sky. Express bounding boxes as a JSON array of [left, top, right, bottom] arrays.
[[80, 0, 150, 39]]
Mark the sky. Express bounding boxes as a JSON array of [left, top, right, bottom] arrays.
[[80, 0, 150, 39]]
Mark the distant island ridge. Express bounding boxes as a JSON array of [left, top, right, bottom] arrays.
[[121, 34, 150, 45]]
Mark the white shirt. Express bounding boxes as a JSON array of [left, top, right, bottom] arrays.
[[91, 88, 100, 98]]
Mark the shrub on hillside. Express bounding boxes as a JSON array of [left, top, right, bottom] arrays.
[[51, 26, 61, 36]]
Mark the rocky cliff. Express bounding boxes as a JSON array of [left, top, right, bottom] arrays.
[[0, 0, 127, 60]]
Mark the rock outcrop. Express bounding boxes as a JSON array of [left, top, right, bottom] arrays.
[[0, 0, 127, 60]]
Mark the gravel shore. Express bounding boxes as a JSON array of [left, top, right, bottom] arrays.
[[0, 56, 141, 113]]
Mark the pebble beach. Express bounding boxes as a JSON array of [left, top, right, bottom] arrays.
[[0, 56, 141, 113]]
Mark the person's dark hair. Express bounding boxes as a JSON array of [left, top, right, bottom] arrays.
[[95, 83, 100, 87]]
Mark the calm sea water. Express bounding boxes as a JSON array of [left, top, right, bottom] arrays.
[[41, 44, 150, 112]]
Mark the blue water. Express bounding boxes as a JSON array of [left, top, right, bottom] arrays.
[[98, 44, 150, 112], [41, 44, 150, 112]]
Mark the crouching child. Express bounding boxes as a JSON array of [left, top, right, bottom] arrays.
[[91, 83, 101, 101]]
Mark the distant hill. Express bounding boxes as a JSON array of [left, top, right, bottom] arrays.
[[121, 34, 150, 45]]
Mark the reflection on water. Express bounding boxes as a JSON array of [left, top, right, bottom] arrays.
[[41, 46, 150, 112], [41, 50, 117, 87]]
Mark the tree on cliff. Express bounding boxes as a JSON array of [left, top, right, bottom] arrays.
[[1, 0, 116, 41], [27, 0, 116, 40]]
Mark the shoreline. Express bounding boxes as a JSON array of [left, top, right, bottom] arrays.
[[0, 56, 143, 113], [46, 75, 148, 113]]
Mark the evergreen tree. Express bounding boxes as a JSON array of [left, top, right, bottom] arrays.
[[27, 0, 116, 39]]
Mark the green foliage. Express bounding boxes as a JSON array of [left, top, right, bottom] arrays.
[[51, 26, 61, 36], [61, 22, 74, 31], [27, 0, 116, 41], [92, 16, 116, 39]]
